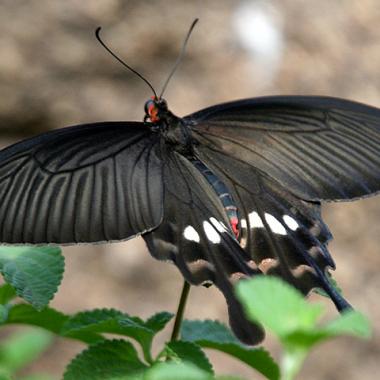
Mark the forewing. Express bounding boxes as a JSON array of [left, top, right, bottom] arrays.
[[196, 148, 351, 312], [0, 122, 163, 244], [142, 151, 265, 345], [187, 96, 380, 201]]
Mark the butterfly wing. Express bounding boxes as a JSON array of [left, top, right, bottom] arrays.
[[0, 122, 163, 244], [143, 151, 265, 345], [186, 96, 380, 201], [193, 149, 351, 312]]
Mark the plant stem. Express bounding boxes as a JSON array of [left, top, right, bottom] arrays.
[[170, 280, 191, 341], [281, 348, 307, 380]]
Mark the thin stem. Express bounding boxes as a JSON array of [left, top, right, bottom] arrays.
[[281, 348, 307, 380], [170, 280, 191, 341]]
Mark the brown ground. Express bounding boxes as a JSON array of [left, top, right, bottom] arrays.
[[0, 1, 379, 379]]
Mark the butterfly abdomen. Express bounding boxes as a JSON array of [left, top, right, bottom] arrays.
[[190, 158, 240, 238]]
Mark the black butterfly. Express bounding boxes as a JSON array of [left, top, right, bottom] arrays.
[[0, 22, 379, 345]]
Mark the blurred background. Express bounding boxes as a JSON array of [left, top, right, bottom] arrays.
[[0, 0, 379, 378]]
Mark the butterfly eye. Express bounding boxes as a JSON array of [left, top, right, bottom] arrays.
[[158, 98, 168, 110]]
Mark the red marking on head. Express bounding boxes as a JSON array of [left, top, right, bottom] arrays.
[[148, 102, 159, 123], [230, 217, 240, 239]]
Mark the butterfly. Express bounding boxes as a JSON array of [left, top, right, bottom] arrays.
[[0, 20, 379, 344]]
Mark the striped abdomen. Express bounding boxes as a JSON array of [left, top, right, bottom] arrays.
[[190, 158, 239, 238]]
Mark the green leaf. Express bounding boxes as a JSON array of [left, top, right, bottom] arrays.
[[324, 310, 371, 338], [63, 339, 147, 380], [6, 304, 67, 333], [145, 312, 174, 333], [0, 373, 12, 380], [236, 277, 372, 380], [0, 246, 64, 310], [181, 320, 240, 344], [181, 320, 279, 380], [164, 341, 213, 374], [139, 362, 213, 380], [206, 344, 277, 380], [282, 310, 371, 349], [0, 284, 16, 305], [62, 308, 127, 333], [236, 276, 323, 337], [62, 309, 173, 362], [0, 328, 53, 372], [0, 305, 8, 323], [5, 304, 102, 344]]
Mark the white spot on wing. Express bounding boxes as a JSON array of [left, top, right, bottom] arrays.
[[209, 217, 227, 233], [203, 221, 221, 244], [183, 225, 200, 243], [264, 213, 287, 235], [283, 215, 299, 231], [248, 211, 264, 228], [239, 218, 248, 249]]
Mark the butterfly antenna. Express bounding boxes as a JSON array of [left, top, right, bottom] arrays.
[[95, 27, 158, 98], [159, 18, 199, 99]]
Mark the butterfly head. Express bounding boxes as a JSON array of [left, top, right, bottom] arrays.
[[144, 96, 168, 124]]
